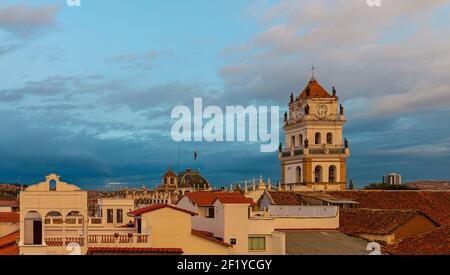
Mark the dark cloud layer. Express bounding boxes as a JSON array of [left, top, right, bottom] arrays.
[[1, 1, 450, 189]]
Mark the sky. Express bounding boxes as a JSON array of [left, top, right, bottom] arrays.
[[1, 0, 450, 189]]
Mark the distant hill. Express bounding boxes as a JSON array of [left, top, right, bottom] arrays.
[[0, 183, 26, 200], [406, 181, 450, 191]]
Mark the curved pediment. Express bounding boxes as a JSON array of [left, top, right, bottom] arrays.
[[25, 173, 81, 192]]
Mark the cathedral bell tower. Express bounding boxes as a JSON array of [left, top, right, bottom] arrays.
[[278, 76, 349, 191]]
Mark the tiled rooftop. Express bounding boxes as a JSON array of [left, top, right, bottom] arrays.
[[0, 231, 19, 255], [0, 212, 19, 223], [328, 191, 450, 225], [267, 191, 307, 205], [128, 204, 197, 216], [191, 230, 232, 247], [0, 200, 19, 207], [383, 224, 450, 255], [186, 191, 254, 206], [86, 247, 183, 255], [339, 208, 438, 235]]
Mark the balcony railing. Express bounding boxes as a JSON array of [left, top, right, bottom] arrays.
[[44, 217, 103, 226], [45, 234, 150, 247], [280, 146, 347, 157], [87, 234, 150, 245], [45, 237, 84, 247]]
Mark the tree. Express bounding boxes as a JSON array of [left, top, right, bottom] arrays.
[[364, 183, 417, 190]]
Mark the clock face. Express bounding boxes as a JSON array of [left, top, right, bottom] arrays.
[[296, 110, 302, 118], [315, 104, 328, 119]]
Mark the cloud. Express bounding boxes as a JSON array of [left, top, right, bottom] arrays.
[[108, 50, 163, 71], [0, 3, 61, 57], [0, 4, 60, 37], [218, 0, 450, 114]]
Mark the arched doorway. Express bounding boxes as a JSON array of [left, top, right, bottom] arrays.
[[314, 166, 323, 182], [24, 211, 43, 245]]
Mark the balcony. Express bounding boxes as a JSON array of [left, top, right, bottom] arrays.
[[44, 217, 103, 226], [44, 233, 150, 247], [280, 146, 348, 158]]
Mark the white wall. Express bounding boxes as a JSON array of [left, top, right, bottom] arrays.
[[268, 205, 338, 217]]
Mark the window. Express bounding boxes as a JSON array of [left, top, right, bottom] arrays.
[[137, 218, 142, 234], [291, 136, 296, 148], [248, 237, 266, 251], [107, 209, 114, 223], [49, 179, 57, 191], [299, 134, 303, 145], [327, 133, 333, 144], [230, 239, 237, 245], [117, 209, 123, 223], [315, 166, 323, 182], [295, 166, 302, 183], [170, 178, 174, 185], [206, 207, 215, 218], [164, 178, 167, 184], [315, 133, 321, 144], [329, 166, 336, 182]]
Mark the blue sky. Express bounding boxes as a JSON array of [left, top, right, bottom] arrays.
[[1, 0, 450, 189]]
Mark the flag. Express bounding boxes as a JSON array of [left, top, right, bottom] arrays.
[[194, 150, 198, 160]]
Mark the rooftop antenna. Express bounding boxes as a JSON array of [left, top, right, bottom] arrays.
[[311, 65, 316, 79]]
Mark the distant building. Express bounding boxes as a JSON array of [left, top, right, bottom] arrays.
[[383, 173, 402, 185], [14, 173, 232, 255], [107, 167, 213, 207], [0, 200, 19, 212]]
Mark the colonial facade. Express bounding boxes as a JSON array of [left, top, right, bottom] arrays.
[[279, 76, 350, 191]]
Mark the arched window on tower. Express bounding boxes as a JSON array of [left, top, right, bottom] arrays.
[[291, 135, 296, 148], [327, 133, 333, 144], [314, 166, 323, 182], [329, 166, 336, 182], [295, 166, 302, 183], [49, 179, 57, 191], [299, 134, 303, 146], [315, 133, 321, 144]]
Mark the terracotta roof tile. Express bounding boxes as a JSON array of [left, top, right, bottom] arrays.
[[0, 231, 19, 255], [299, 78, 332, 99], [383, 224, 450, 255], [186, 191, 254, 206], [0, 212, 19, 223], [162, 167, 177, 178], [128, 204, 197, 216], [268, 191, 307, 205], [0, 244, 19, 255], [0, 200, 18, 207], [327, 191, 450, 226], [86, 247, 183, 255], [191, 230, 232, 247], [339, 208, 438, 235]]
